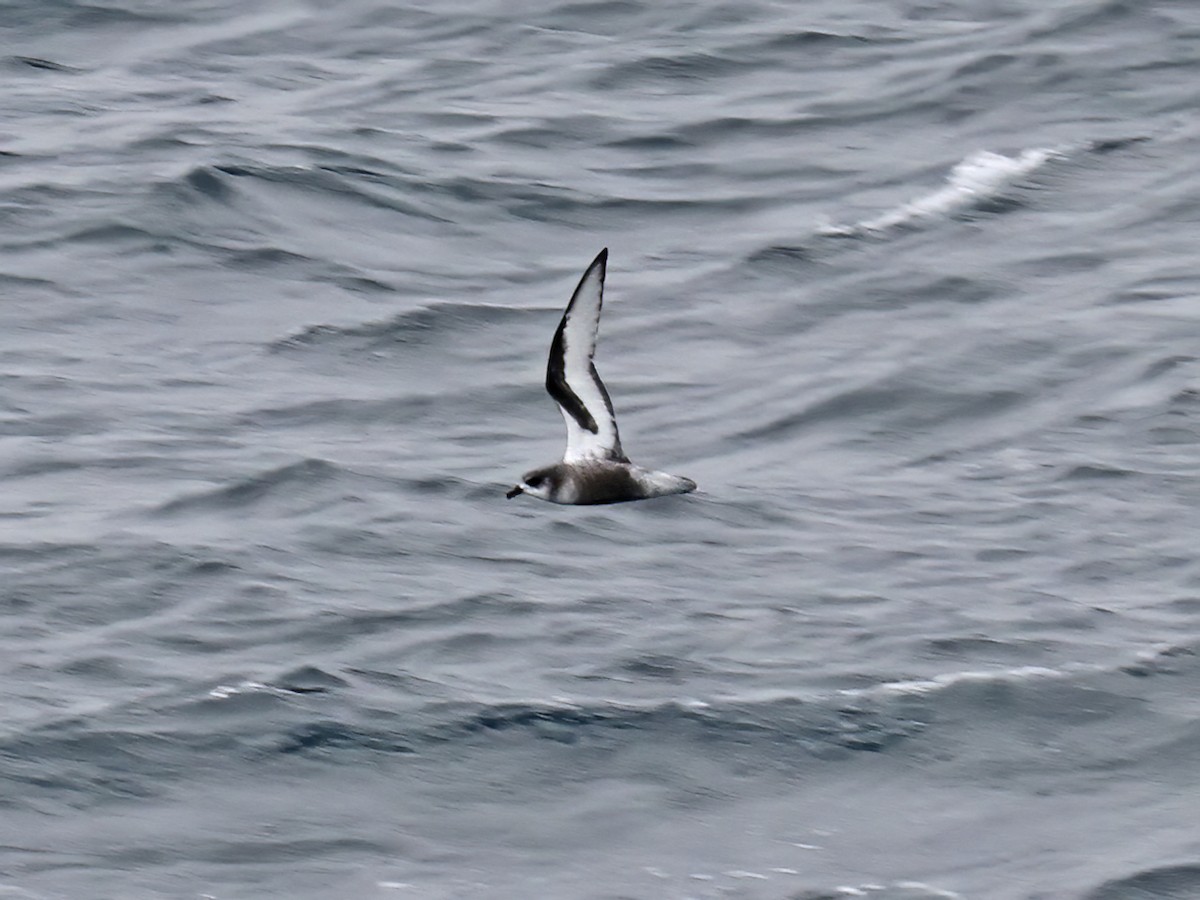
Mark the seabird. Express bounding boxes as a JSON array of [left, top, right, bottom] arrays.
[[507, 248, 697, 505]]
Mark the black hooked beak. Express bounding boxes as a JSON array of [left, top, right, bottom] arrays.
[[505, 485, 523, 499]]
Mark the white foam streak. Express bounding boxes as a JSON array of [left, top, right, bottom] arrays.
[[208, 680, 278, 699], [844, 664, 1084, 699], [850, 642, 1195, 699], [818, 147, 1062, 236]]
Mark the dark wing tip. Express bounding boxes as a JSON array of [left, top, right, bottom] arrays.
[[589, 247, 608, 275]]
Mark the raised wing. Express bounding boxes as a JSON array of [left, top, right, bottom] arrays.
[[545, 248, 628, 463]]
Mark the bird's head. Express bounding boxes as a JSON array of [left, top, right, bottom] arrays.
[[506, 466, 558, 502]]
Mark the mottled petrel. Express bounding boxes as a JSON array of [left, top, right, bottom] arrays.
[[506, 249, 697, 505]]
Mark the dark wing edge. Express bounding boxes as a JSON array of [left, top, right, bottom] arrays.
[[586, 359, 626, 462], [546, 328, 597, 435]]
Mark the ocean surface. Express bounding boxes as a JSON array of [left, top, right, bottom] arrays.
[[3, 1, 1200, 898]]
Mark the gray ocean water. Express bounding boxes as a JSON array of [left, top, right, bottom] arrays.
[[3, 1, 1200, 898]]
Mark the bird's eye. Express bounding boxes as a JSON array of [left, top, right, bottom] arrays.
[[527, 475, 544, 488]]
